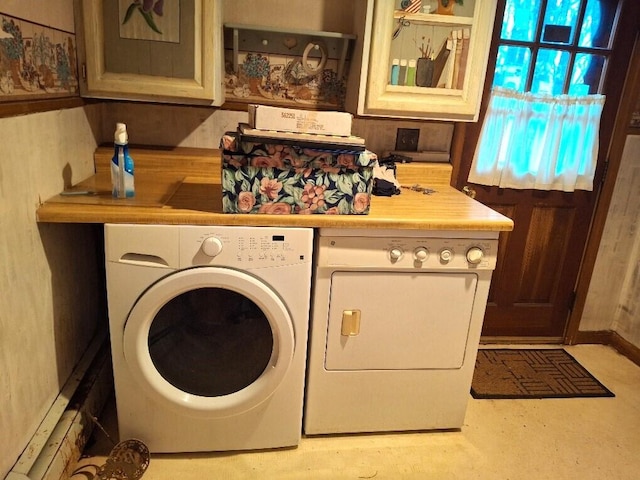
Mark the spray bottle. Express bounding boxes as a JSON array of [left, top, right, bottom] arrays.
[[111, 123, 135, 198]]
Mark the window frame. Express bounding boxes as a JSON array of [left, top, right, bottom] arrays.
[[495, 0, 621, 95]]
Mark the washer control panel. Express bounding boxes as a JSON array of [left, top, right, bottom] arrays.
[[180, 226, 313, 268], [321, 236, 498, 270]]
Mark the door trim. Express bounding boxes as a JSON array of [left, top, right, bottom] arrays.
[[566, 27, 640, 344]]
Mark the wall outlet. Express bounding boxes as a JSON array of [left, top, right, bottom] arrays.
[[395, 128, 420, 152]]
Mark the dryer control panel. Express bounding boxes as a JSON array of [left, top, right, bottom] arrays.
[[318, 235, 498, 271]]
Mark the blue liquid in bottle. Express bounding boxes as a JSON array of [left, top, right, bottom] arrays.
[[390, 58, 400, 85], [111, 123, 135, 198]]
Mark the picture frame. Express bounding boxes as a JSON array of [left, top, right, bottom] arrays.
[[76, 0, 223, 105], [0, 13, 80, 102]]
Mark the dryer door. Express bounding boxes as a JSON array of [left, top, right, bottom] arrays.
[[324, 271, 478, 370], [122, 266, 295, 418]]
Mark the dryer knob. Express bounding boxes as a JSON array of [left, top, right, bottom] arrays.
[[413, 247, 429, 263], [389, 248, 403, 261], [201, 236, 223, 257], [466, 247, 484, 265], [439, 248, 453, 263]]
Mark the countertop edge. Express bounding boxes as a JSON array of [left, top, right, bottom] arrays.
[[36, 203, 514, 231]]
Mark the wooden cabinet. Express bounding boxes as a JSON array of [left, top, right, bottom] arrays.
[[357, 0, 497, 121], [75, 0, 223, 105]]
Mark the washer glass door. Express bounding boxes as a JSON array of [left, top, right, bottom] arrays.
[[150, 287, 272, 396], [123, 267, 295, 418]]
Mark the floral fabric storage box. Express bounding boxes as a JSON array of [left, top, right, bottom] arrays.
[[221, 134, 376, 214]]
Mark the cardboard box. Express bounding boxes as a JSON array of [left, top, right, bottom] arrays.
[[248, 104, 353, 137], [220, 133, 375, 215], [239, 123, 365, 149]]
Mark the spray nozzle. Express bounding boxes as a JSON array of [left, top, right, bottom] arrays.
[[115, 123, 128, 145]]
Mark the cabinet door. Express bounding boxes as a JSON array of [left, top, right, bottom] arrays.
[[359, 0, 496, 121], [76, 0, 223, 105]]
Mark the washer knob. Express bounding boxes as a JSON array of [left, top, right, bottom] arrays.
[[440, 248, 453, 263], [413, 247, 429, 263], [390, 248, 403, 261], [201, 236, 223, 257], [466, 247, 484, 265]]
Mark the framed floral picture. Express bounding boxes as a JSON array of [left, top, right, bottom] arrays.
[[0, 13, 79, 102], [78, 0, 223, 104], [118, 0, 180, 44]]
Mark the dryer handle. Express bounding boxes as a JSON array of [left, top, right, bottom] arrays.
[[341, 310, 361, 336]]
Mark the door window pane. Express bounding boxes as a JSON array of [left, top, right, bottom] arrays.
[[493, 45, 531, 91], [542, 0, 580, 45], [532, 48, 569, 95], [501, 0, 542, 42], [148, 287, 274, 397], [578, 0, 617, 48], [570, 53, 606, 94]]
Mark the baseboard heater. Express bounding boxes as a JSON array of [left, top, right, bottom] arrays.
[[6, 329, 113, 480]]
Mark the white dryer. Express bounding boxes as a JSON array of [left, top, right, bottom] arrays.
[[104, 224, 313, 452], [304, 228, 498, 435]]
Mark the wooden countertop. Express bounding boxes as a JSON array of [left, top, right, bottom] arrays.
[[36, 146, 513, 232]]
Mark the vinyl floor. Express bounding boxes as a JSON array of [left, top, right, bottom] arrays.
[[71, 344, 640, 480]]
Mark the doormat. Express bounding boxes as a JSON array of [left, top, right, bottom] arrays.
[[471, 349, 615, 399]]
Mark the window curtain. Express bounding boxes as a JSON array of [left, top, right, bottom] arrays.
[[468, 87, 605, 192]]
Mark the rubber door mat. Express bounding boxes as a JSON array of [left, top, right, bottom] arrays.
[[471, 349, 615, 399]]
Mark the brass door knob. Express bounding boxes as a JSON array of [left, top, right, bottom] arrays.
[[462, 186, 477, 199]]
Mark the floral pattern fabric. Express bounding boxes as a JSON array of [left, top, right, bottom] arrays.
[[221, 134, 375, 215]]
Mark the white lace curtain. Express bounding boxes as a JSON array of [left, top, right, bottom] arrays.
[[468, 87, 606, 192]]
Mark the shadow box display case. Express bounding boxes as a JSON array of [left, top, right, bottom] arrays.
[[358, 0, 497, 121]]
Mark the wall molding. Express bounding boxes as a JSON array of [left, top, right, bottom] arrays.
[[0, 97, 87, 118], [5, 331, 112, 480], [574, 330, 640, 367]]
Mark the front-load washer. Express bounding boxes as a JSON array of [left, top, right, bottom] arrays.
[[104, 224, 313, 452]]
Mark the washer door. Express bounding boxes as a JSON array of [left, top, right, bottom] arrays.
[[123, 267, 294, 418]]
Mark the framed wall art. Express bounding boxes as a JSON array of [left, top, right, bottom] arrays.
[[77, 0, 223, 105], [223, 24, 356, 110], [0, 13, 79, 102]]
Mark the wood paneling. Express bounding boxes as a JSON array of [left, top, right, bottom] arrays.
[[0, 97, 86, 119], [486, 204, 514, 306], [518, 206, 575, 303], [478, 188, 593, 337]]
